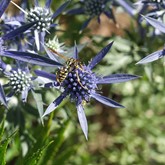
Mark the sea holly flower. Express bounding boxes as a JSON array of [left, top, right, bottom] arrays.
[[0, 60, 33, 103], [44, 35, 67, 62], [137, 16, 165, 64], [0, 60, 45, 122], [0, 20, 62, 67], [0, 9, 36, 51], [46, 36, 66, 54], [67, 0, 136, 30], [0, 21, 62, 67], [11, 0, 70, 50], [67, 0, 115, 30], [35, 42, 139, 139], [0, 21, 36, 53]]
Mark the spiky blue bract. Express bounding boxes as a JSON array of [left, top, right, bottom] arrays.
[[67, 8, 84, 15], [77, 104, 88, 140], [0, 59, 6, 71], [88, 41, 114, 69], [91, 92, 124, 108], [42, 93, 66, 117], [136, 49, 165, 64], [96, 74, 139, 84], [2, 21, 37, 40], [143, 15, 165, 33], [2, 51, 62, 67], [115, 0, 135, 16], [51, 1, 70, 19], [34, 70, 56, 81], [80, 18, 92, 32], [22, 88, 29, 102], [0, 0, 11, 18], [45, 0, 52, 8], [74, 44, 78, 59]]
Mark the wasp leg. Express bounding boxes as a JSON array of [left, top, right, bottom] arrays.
[[76, 70, 88, 90]]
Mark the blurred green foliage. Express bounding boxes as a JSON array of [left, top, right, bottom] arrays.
[[1, 0, 165, 164]]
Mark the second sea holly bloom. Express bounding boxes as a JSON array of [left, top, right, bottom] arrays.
[[67, 0, 115, 30], [67, 0, 136, 30], [11, 0, 70, 51], [0, 20, 62, 67], [35, 42, 139, 139], [0, 60, 33, 103]]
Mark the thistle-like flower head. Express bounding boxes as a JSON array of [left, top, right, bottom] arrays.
[[46, 36, 66, 54], [83, 0, 105, 18], [8, 69, 32, 93], [10, 0, 70, 50], [67, 0, 135, 30], [35, 42, 139, 139], [0, 60, 33, 103], [67, 0, 109, 30], [27, 7, 52, 32], [56, 58, 97, 103]]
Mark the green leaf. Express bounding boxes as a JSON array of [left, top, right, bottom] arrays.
[[55, 146, 78, 165], [39, 120, 70, 165], [0, 117, 5, 142], [0, 131, 17, 165], [24, 140, 53, 165]]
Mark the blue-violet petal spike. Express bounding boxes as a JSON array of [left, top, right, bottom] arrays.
[[45, 0, 52, 8], [96, 74, 139, 84], [136, 49, 165, 64], [0, 0, 11, 18], [143, 15, 165, 33], [88, 41, 114, 69], [80, 18, 92, 32], [0, 59, 7, 71], [115, 0, 135, 16], [104, 11, 112, 19], [34, 30, 40, 51], [21, 88, 29, 102], [0, 83, 7, 108], [34, 70, 56, 81], [91, 92, 124, 108], [67, 8, 85, 15], [52, 1, 70, 19], [74, 44, 78, 59], [2, 21, 37, 40], [42, 94, 66, 117], [34, 0, 39, 6], [3, 51, 62, 67], [77, 104, 88, 140]]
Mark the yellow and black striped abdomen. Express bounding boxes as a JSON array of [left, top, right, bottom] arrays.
[[56, 66, 68, 84], [56, 58, 84, 84]]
